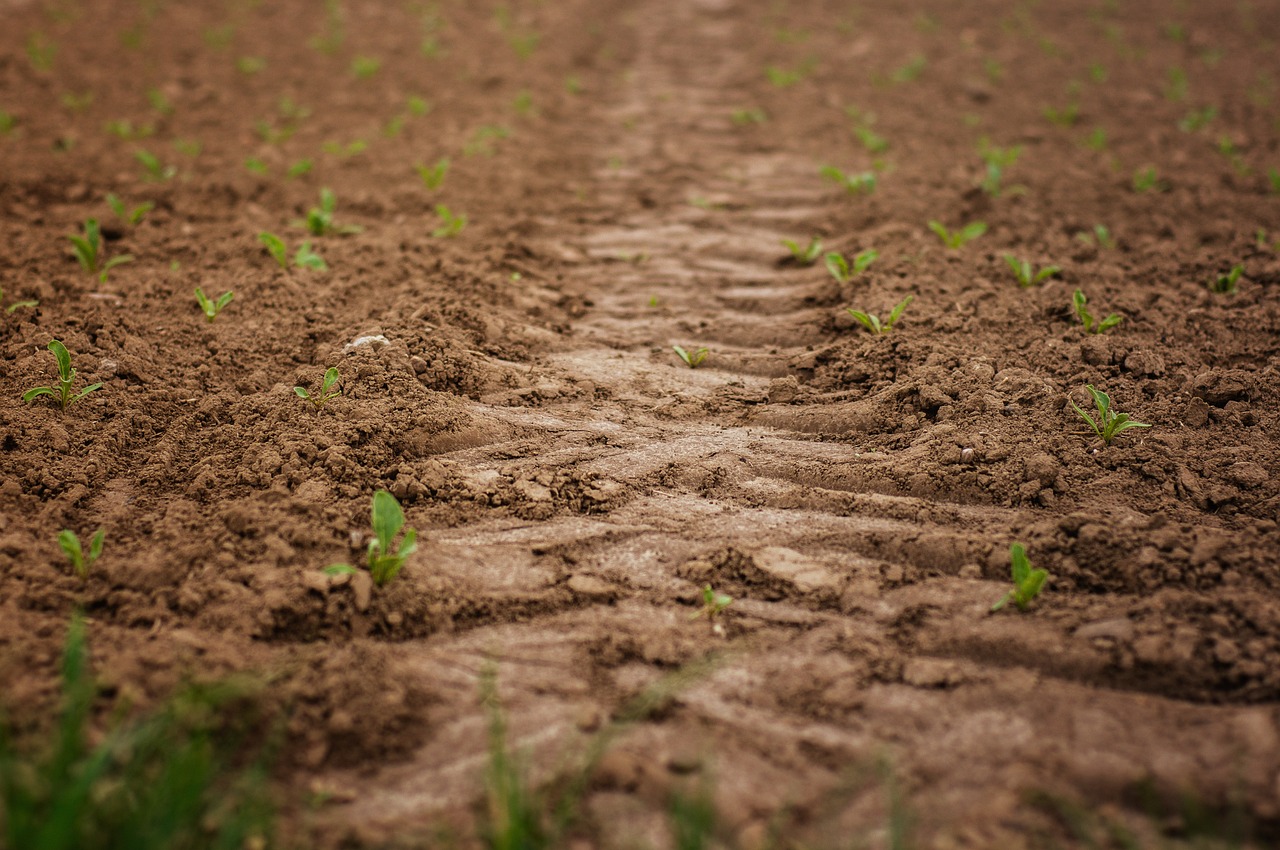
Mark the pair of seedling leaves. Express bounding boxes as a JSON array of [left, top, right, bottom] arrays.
[[22, 340, 102, 410], [326, 490, 416, 587], [58, 528, 104, 580], [991, 543, 1048, 613]]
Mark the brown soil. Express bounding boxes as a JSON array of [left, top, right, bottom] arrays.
[[2, 0, 1280, 846]]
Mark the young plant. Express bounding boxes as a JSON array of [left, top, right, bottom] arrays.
[[58, 528, 104, 579], [825, 249, 877, 283], [134, 148, 175, 181], [194, 288, 234, 322], [846, 295, 914, 335], [731, 107, 766, 125], [673, 345, 709, 368], [1210, 265, 1243, 294], [1070, 384, 1151, 445], [22, 340, 103, 411], [293, 241, 327, 271], [1003, 254, 1060, 287], [0, 284, 38, 314], [820, 165, 876, 195], [1072, 289, 1122, 334], [929, 220, 987, 249], [1043, 101, 1080, 127], [432, 204, 467, 238], [294, 367, 341, 409], [690, 584, 732, 623], [296, 188, 362, 236], [990, 543, 1048, 612], [105, 193, 153, 227], [781, 236, 822, 265], [979, 141, 1021, 195], [415, 157, 450, 190], [67, 219, 134, 282], [1132, 166, 1168, 192], [258, 231, 288, 269], [326, 490, 418, 587], [1074, 223, 1116, 250]]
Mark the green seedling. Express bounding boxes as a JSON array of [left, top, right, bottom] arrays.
[[1043, 101, 1080, 127], [236, 56, 265, 74], [432, 204, 467, 238], [350, 56, 380, 78], [321, 139, 367, 158], [105, 193, 153, 227], [1003, 254, 1060, 287], [172, 138, 202, 157], [294, 367, 341, 409], [194, 288, 234, 322], [1070, 384, 1150, 444], [765, 59, 814, 87], [1267, 167, 1280, 194], [979, 141, 1021, 196], [244, 157, 269, 175], [258, 232, 288, 269], [819, 165, 876, 195], [854, 124, 889, 154], [1165, 67, 1188, 102], [990, 543, 1048, 612], [463, 125, 511, 157], [1083, 128, 1107, 151], [825, 249, 877, 283], [1072, 289, 1122, 334], [690, 584, 732, 622], [1132, 166, 1168, 192], [26, 33, 55, 71], [58, 529, 103, 579], [1210, 265, 1243, 294], [415, 157, 450, 190], [1178, 106, 1217, 132], [731, 107, 766, 125], [326, 490, 418, 587], [929, 220, 987, 249], [889, 54, 926, 83], [0, 110, 17, 135], [846, 295, 913, 335], [296, 188, 362, 236], [134, 148, 175, 181], [293, 241, 327, 271], [67, 219, 133, 282], [287, 159, 313, 178], [781, 236, 822, 265], [1, 285, 38, 314], [22, 340, 103, 411], [673, 345, 709, 368], [1074, 224, 1116, 249], [146, 86, 173, 116], [60, 91, 93, 112]]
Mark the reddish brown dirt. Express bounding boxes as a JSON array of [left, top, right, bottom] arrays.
[[2, 0, 1280, 846]]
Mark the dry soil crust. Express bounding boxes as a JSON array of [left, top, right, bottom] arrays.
[[2, 0, 1280, 847]]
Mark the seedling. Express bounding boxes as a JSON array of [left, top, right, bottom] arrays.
[[67, 219, 134, 282], [1083, 128, 1107, 151], [854, 124, 889, 154], [673, 345, 709, 368], [326, 490, 418, 587], [846, 295, 913, 335], [236, 56, 266, 74], [781, 236, 822, 265], [1043, 101, 1080, 127], [690, 584, 733, 622], [929, 220, 987, 249], [1074, 224, 1116, 249], [819, 165, 876, 195], [1178, 106, 1217, 132], [731, 107, 766, 125], [765, 59, 814, 87], [825, 249, 877, 283], [0, 110, 17, 135], [1070, 384, 1150, 444], [1165, 67, 1188, 102], [1072, 289, 1122, 334], [146, 87, 173, 116], [979, 141, 1021, 195], [1269, 167, 1280, 194], [415, 157, 450, 190], [990, 544, 1048, 613], [350, 56, 380, 78], [259, 232, 288, 269], [194, 288, 234, 322], [432, 204, 467, 238], [1, 284, 38, 314], [295, 367, 342, 409], [463, 125, 511, 157], [287, 159, 313, 178], [58, 529, 104, 579], [889, 54, 926, 83], [105, 193, 153, 227], [1210, 265, 1243, 294], [134, 148, 175, 181], [322, 139, 367, 158], [1132, 166, 1168, 192], [23, 340, 102, 410], [294, 241, 327, 271], [1003, 254, 1060, 287], [296, 188, 362, 236]]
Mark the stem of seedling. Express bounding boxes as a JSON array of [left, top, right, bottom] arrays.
[[22, 340, 103, 411]]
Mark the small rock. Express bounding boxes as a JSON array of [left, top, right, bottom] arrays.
[[767, 375, 800, 404], [1080, 336, 1113, 366], [350, 571, 373, 612], [567, 573, 616, 601], [1227, 462, 1268, 489], [301, 570, 331, 595], [343, 334, 390, 353], [1075, 618, 1134, 642], [1188, 369, 1253, 406], [409, 355, 429, 374], [667, 752, 702, 774], [1182, 397, 1211, 428], [752, 547, 841, 594], [1024, 452, 1061, 487], [1123, 350, 1165, 377], [902, 658, 962, 688]]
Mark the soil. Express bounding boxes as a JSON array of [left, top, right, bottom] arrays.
[[2, 0, 1280, 846]]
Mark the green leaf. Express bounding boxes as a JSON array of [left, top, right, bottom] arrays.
[[293, 387, 310, 399], [1010, 543, 1030, 585], [324, 564, 358, 577], [87, 529, 104, 561], [23, 386, 55, 402], [258, 232, 288, 268], [321, 367, 340, 393], [72, 382, 102, 403], [824, 252, 850, 282], [58, 529, 83, 565], [397, 528, 418, 560], [886, 295, 914, 328], [48, 340, 72, 380], [371, 490, 404, 558], [215, 291, 234, 311], [1069, 398, 1101, 439]]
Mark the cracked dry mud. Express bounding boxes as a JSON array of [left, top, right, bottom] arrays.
[[2, 0, 1280, 847]]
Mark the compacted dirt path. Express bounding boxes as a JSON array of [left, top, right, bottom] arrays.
[[2, 0, 1279, 846]]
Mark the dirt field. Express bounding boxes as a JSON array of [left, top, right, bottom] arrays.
[[2, 0, 1280, 846]]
